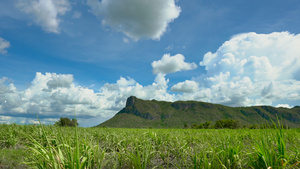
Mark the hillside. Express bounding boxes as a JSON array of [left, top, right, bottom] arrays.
[[97, 96, 300, 128]]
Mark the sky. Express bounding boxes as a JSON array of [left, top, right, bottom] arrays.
[[0, 0, 300, 127]]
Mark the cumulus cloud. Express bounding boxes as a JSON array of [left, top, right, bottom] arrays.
[[195, 32, 300, 106], [152, 54, 197, 74], [16, 0, 70, 33], [46, 74, 73, 90], [0, 72, 175, 126], [171, 80, 198, 93], [200, 32, 300, 81], [98, 73, 173, 114], [0, 37, 10, 54], [0, 73, 100, 120], [87, 0, 181, 40]]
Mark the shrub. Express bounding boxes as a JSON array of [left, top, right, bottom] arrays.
[[55, 117, 78, 127], [213, 119, 239, 129]]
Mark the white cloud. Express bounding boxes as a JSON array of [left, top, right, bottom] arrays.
[[0, 72, 174, 126], [0, 37, 10, 54], [200, 32, 300, 81], [46, 73, 73, 90], [0, 115, 57, 125], [87, 0, 181, 41], [16, 0, 70, 33], [276, 104, 292, 109], [98, 73, 173, 114], [0, 115, 12, 124], [152, 54, 197, 74], [0, 73, 100, 119], [196, 32, 300, 106], [171, 80, 198, 93]]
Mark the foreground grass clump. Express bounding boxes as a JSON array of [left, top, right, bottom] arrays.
[[0, 124, 300, 168]]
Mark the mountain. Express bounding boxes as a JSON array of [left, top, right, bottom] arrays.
[[96, 96, 300, 128]]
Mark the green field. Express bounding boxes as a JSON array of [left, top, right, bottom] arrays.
[[1, 124, 300, 168]]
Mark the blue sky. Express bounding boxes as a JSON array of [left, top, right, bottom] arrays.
[[0, 0, 300, 127]]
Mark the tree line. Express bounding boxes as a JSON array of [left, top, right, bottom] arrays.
[[185, 119, 289, 129]]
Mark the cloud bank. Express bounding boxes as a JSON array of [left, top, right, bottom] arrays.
[[0, 73, 100, 119], [194, 32, 300, 106], [87, 0, 181, 40], [17, 0, 70, 33], [0, 72, 173, 126], [0, 37, 10, 54]]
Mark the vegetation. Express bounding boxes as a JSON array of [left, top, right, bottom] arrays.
[[213, 119, 239, 129], [191, 121, 212, 129], [190, 119, 239, 129], [55, 117, 79, 127], [1, 123, 300, 168], [188, 119, 291, 129], [98, 96, 300, 128]]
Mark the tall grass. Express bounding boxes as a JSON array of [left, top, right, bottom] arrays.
[[22, 119, 106, 169], [0, 123, 300, 168], [249, 121, 300, 169]]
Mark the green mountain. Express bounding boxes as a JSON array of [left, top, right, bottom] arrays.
[[97, 96, 300, 128]]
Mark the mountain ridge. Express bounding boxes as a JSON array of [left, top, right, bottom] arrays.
[[97, 96, 300, 128]]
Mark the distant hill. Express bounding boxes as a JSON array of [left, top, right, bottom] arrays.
[[96, 96, 300, 128]]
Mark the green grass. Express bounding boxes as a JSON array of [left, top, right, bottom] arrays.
[[0, 148, 30, 168], [0, 124, 300, 168]]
